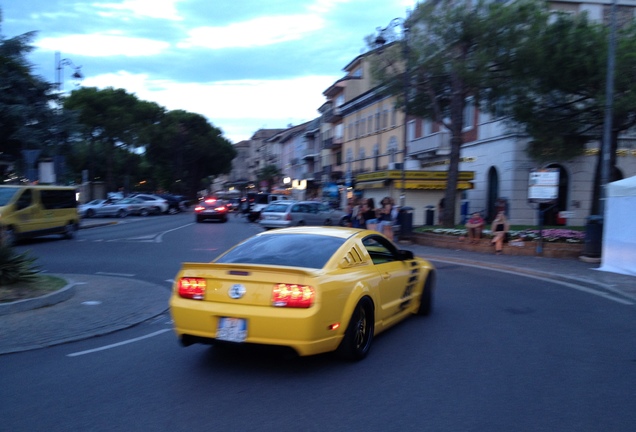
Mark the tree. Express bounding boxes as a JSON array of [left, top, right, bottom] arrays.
[[372, 0, 547, 227], [64, 87, 165, 192], [0, 10, 59, 179], [145, 110, 236, 198], [494, 13, 636, 214]]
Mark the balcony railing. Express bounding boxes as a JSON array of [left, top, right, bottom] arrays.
[[303, 148, 319, 160], [322, 107, 343, 123], [409, 131, 451, 157]]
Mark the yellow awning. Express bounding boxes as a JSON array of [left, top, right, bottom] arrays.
[[398, 180, 474, 190], [356, 180, 473, 190], [355, 180, 386, 190]]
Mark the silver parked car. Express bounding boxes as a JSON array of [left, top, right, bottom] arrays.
[[115, 197, 158, 216], [79, 197, 157, 218], [129, 194, 169, 214], [258, 200, 348, 230], [79, 199, 128, 218]]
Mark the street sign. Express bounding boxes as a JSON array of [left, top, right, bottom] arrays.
[[528, 169, 559, 203]]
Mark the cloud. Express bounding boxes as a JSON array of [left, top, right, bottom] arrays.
[[92, 0, 185, 20], [81, 71, 338, 142], [36, 33, 170, 57], [178, 14, 325, 49], [5, 0, 420, 143]]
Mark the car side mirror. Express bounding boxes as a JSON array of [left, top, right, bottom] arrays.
[[397, 250, 414, 260]]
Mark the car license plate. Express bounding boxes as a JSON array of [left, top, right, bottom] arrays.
[[216, 317, 247, 342]]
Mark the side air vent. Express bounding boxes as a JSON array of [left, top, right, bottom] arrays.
[[339, 247, 365, 268]]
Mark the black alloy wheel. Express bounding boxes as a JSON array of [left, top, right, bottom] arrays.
[[337, 297, 374, 361], [63, 223, 76, 240], [417, 271, 435, 316]]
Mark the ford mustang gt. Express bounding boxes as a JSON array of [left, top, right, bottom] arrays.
[[169, 226, 436, 361]]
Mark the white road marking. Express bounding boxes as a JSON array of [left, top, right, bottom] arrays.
[[431, 258, 634, 305], [66, 329, 171, 357], [155, 223, 194, 243]]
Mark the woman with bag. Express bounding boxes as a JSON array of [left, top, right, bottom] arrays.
[[490, 211, 510, 255]]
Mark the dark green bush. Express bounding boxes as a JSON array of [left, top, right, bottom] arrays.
[[0, 244, 41, 285]]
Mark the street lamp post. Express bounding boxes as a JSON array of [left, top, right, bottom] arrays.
[[54, 51, 83, 187], [55, 51, 83, 93], [375, 18, 410, 208], [600, 0, 617, 217]]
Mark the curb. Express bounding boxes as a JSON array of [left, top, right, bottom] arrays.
[[0, 281, 76, 316]]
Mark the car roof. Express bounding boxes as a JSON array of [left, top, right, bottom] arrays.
[[256, 226, 361, 239]]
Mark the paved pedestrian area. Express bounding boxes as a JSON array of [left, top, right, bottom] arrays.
[[0, 274, 170, 355]]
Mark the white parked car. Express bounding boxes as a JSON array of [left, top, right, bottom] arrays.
[[129, 194, 169, 214], [78, 199, 128, 218]]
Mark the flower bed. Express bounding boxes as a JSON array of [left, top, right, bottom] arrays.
[[416, 227, 585, 244], [410, 228, 585, 259]]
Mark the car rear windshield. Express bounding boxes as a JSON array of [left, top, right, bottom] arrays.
[[216, 233, 345, 269]]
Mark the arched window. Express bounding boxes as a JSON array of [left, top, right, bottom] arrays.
[[487, 167, 499, 222], [540, 164, 569, 226]]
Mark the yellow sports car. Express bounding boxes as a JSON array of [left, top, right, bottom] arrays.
[[169, 226, 436, 361]]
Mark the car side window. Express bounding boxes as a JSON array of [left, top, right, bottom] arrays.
[[16, 190, 33, 210], [362, 236, 399, 265]]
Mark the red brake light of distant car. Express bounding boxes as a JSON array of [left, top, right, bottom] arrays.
[[178, 278, 206, 300], [194, 205, 205, 212], [215, 205, 227, 212], [272, 284, 315, 308], [204, 198, 217, 204]]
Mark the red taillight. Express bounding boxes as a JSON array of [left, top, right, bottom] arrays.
[[285, 214, 292, 221], [194, 205, 204, 212], [272, 284, 315, 308], [215, 205, 226, 212], [205, 198, 217, 204], [178, 278, 206, 300]]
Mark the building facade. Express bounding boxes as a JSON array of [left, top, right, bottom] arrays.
[[222, 0, 636, 227]]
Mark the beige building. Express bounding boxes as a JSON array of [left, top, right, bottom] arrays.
[[223, 0, 636, 227]]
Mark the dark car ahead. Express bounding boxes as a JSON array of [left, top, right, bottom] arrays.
[[194, 198, 228, 223], [158, 194, 190, 214]]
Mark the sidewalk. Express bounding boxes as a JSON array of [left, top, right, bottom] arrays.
[[0, 274, 170, 355], [404, 241, 636, 303], [1, 221, 634, 355]]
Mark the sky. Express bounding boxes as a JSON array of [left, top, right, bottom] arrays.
[[2, 0, 417, 144]]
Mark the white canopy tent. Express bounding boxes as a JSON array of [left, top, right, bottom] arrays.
[[599, 176, 636, 276]]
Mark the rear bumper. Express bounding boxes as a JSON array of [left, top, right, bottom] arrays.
[[170, 298, 343, 356], [258, 220, 292, 229]]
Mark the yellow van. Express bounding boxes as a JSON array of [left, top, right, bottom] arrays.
[[0, 185, 79, 246]]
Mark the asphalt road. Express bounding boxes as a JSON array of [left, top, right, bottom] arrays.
[[2, 213, 635, 431]]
